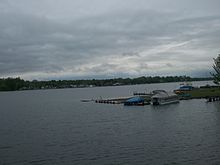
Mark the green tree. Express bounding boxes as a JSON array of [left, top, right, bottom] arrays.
[[212, 54, 220, 84]]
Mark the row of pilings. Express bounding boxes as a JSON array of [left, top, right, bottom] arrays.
[[206, 96, 220, 102], [95, 99, 121, 104]]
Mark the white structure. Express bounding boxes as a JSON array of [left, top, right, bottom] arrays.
[[151, 90, 179, 105]]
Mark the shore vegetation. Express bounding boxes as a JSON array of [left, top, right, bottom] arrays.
[[212, 54, 220, 84], [0, 76, 212, 91]]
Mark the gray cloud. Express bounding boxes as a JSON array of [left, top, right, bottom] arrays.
[[0, 0, 219, 80]]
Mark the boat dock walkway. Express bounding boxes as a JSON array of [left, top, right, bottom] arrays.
[[95, 97, 132, 104], [94, 95, 152, 105]]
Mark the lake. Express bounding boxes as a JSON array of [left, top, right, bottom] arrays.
[[0, 81, 220, 165]]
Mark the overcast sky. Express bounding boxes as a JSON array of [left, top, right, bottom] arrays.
[[0, 0, 220, 80]]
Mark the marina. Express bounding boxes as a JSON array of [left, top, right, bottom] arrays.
[[94, 90, 179, 106], [82, 81, 220, 106]]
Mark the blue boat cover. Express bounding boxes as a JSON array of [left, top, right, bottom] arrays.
[[125, 97, 144, 103], [179, 85, 193, 90]]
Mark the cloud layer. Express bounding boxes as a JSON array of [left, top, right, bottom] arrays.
[[0, 0, 220, 80]]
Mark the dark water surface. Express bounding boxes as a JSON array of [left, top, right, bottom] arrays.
[[0, 81, 220, 165]]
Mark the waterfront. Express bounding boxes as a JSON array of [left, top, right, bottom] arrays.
[[0, 81, 220, 164]]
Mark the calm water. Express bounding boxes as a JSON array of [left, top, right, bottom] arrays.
[[0, 81, 220, 165]]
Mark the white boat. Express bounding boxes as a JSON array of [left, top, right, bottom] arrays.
[[151, 90, 179, 105]]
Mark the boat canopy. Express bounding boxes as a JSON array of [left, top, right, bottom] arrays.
[[151, 90, 177, 99]]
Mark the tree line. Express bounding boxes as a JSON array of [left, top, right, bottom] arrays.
[[0, 76, 213, 91]]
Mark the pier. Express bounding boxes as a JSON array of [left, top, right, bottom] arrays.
[[94, 95, 152, 105], [95, 97, 132, 104]]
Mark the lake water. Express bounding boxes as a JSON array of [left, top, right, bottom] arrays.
[[0, 81, 220, 165]]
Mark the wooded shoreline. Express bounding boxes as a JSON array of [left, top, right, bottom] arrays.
[[0, 76, 213, 91]]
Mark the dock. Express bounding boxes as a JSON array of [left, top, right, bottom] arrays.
[[94, 95, 151, 105], [133, 92, 152, 96], [95, 97, 132, 104]]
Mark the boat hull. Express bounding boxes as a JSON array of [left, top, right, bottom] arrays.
[[157, 100, 179, 105], [152, 96, 179, 106]]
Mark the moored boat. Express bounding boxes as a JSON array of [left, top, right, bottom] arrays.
[[151, 90, 179, 105], [124, 97, 145, 106]]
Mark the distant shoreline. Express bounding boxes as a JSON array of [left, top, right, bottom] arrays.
[[0, 76, 213, 92]]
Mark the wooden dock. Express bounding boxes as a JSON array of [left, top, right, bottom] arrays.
[[95, 97, 132, 104], [94, 95, 152, 105], [133, 92, 152, 96]]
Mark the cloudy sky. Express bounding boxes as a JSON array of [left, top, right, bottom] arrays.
[[0, 0, 220, 80]]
